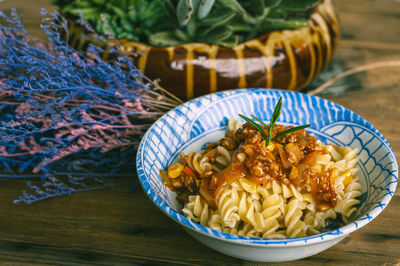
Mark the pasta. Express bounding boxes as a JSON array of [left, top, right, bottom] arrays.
[[304, 209, 337, 235], [215, 187, 240, 228], [182, 195, 211, 226], [228, 117, 242, 132], [334, 178, 362, 223], [163, 118, 362, 238], [284, 198, 307, 237]]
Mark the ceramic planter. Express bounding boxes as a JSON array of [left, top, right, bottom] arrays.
[[68, 0, 339, 100]]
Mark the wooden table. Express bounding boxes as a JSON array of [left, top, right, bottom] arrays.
[[0, 0, 399, 264]]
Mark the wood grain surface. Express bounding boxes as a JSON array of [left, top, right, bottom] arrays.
[[0, 0, 399, 265]]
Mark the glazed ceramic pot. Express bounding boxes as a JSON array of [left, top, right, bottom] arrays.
[[68, 0, 339, 100]]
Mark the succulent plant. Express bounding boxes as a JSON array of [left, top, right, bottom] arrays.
[[52, 0, 322, 47], [51, 0, 172, 41]]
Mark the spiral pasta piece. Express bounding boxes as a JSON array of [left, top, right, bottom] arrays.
[[237, 190, 266, 232], [182, 195, 212, 226], [304, 208, 337, 234], [192, 151, 206, 174], [334, 178, 362, 222], [261, 194, 283, 236], [284, 198, 307, 237], [215, 145, 232, 167], [215, 187, 240, 228], [223, 227, 238, 235], [238, 223, 261, 238], [325, 145, 359, 172], [208, 213, 224, 231], [228, 117, 242, 131]]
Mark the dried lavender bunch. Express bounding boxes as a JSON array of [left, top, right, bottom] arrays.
[[0, 9, 181, 204]]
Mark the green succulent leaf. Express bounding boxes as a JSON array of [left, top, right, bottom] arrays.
[[229, 24, 253, 32], [59, 5, 76, 13], [217, 35, 240, 47], [106, 4, 125, 17], [186, 19, 197, 36], [199, 25, 233, 44], [242, 0, 264, 16], [148, 31, 183, 46], [197, 10, 235, 37], [264, 0, 283, 9], [193, 0, 201, 14], [128, 9, 137, 22], [260, 18, 309, 31], [277, 0, 321, 12], [163, 0, 178, 20], [218, 0, 246, 15], [120, 16, 134, 32], [226, 18, 253, 32], [91, 0, 106, 5], [74, 1, 93, 8], [177, 0, 195, 26], [136, 0, 149, 14], [200, 6, 237, 27], [118, 32, 137, 40], [128, 0, 138, 6], [175, 29, 190, 41], [197, 0, 216, 19], [68, 7, 99, 19]]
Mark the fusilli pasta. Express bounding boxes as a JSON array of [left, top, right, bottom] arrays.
[[182, 195, 211, 226], [173, 119, 362, 239], [182, 142, 362, 238]]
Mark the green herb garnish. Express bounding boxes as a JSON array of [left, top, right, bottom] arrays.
[[239, 97, 311, 147], [272, 124, 311, 140], [239, 114, 268, 140]]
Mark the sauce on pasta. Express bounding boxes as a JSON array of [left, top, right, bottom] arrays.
[[162, 122, 340, 211], [162, 118, 361, 238]]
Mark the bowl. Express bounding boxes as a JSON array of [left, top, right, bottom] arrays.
[[67, 0, 339, 100], [136, 89, 398, 262]]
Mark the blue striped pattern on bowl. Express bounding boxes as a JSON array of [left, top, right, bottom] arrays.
[[136, 89, 398, 245]]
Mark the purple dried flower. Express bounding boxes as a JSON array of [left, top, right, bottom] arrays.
[[0, 9, 182, 204]]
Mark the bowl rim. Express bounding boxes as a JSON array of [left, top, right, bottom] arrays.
[[136, 88, 398, 247]]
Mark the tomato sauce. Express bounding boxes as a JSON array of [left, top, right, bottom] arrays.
[[164, 122, 339, 211], [204, 123, 338, 210]]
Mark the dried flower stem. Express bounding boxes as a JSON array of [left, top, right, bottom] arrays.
[[308, 60, 400, 95]]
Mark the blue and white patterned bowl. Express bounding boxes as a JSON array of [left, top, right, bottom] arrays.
[[136, 89, 398, 262]]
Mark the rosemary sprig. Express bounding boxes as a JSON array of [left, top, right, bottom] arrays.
[[239, 114, 268, 141], [239, 97, 310, 147], [265, 96, 282, 145], [271, 125, 311, 141]]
